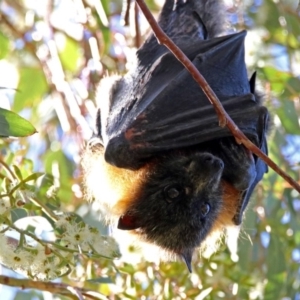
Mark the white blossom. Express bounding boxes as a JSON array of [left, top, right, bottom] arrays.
[[46, 185, 59, 198], [60, 222, 94, 250], [91, 235, 120, 258], [28, 244, 69, 280], [31, 256, 68, 280], [0, 237, 33, 272], [0, 197, 11, 215], [55, 213, 77, 229], [56, 213, 120, 258]]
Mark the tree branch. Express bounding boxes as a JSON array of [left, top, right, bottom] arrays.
[[122, 0, 132, 26], [0, 275, 108, 300]]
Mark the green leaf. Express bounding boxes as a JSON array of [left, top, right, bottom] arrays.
[[260, 66, 291, 94], [119, 263, 136, 275], [276, 99, 300, 133], [101, 27, 111, 55], [0, 32, 9, 59], [0, 108, 37, 137], [8, 176, 43, 196], [14, 291, 42, 300], [36, 174, 61, 210], [264, 272, 286, 300], [11, 208, 28, 222], [12, 165, 23, 181], [22, 172, 44, 183], [43, 150, 73, 202], [88, 277, 114, 284], [39, 173, 55, 189], [57, 34, 82, 72], [282, 76, 300, 98], [267, 235, 286, 276], [1, 177, 11, 193], [14, 67, 48, 112]]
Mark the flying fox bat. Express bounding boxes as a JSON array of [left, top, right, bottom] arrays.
[[82, 0, 269, 272]]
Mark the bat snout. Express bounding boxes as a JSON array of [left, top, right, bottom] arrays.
[[186, 152, 224, 190], [211, 157, 224, 170], [198, 153, 224, 173]]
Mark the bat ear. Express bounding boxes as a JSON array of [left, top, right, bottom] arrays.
[[249, 72, 257, 94], [117, 213, 141, 230], [95, 109, 103, 143]]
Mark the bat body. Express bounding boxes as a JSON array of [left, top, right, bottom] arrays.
[[82, 0, 269, 271]]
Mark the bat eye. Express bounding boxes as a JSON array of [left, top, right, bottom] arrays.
[[164, 185, 183, 202], [200, 203, 210, 218]]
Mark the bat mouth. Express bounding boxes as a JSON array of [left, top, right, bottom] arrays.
[[117, 213, 141, 231]]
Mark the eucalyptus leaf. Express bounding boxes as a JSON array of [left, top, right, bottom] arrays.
[[0, 32, 9, 59], [0, 108, 37, 137], [11, 208, 28, 223], [12, 165, 23, 181], [14, 68, 47, 112], [88, 277, 114, 284], [22, 172, 44, 183]]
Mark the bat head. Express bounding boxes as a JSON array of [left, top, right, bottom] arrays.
[[117, 151, 224, 271]]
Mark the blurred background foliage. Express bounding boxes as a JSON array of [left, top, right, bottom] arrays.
[[0, 0, 300, 299]]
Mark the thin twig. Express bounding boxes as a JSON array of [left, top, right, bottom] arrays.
[[6, 218, 114, 259], [0, 159, 17, 182], [135, 0, 300, 193], [122, 0, 132, 26], [134, 2, 142, 48], [29, 197, 59, 221]]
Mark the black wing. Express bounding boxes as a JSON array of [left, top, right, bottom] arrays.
[[93, 0, 269, 223], [101, 31, 268, 169]]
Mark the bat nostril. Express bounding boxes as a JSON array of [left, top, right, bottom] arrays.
[[204, 156, 213, 163], [201, 154, 216, 165], [215, 159, 224, 169], [201, 154, 223, 169]]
